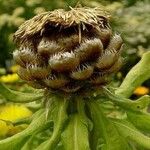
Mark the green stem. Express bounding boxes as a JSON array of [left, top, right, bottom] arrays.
[[35, 96, 68, 150], [87, 101, 105, 150], [0, 83, 44, 103], [115, 51, 150, 98], [87, 101, 129, 150], [77, 99, 86, 119], [61, 98, 90, 150], [102, 87, 150, 111]]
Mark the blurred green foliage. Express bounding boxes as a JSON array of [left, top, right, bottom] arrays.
[[0, 0, 149, 75], [113, 0, 150, 74]]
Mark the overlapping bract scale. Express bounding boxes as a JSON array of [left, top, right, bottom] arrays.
[[13, 7, 123, 93]]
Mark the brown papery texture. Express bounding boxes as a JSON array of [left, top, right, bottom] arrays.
[[13, 7, 123, 93]]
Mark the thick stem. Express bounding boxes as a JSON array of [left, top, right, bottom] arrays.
[[115, 51, 150, 98], [61, 98, 90, 150], [35, 96, 68, 150]]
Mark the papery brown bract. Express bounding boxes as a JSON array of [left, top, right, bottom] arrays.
[[70, 64, 94, 80], [13, 7, 123, 93], [44, 74, 69, 89]]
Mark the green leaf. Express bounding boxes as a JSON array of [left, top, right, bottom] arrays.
[[21, 135, 34, 150], [127, 111, 150, 133], [61, 114, 90, 150], [115, 51, 150, 98], [0, 109, 47, 150], [103, 87, 150, 111], [88, 101, 130, 150], [35, 97, 68, 150], [55, 142, 64, 150], [0, 83, 43, 103], [61, 100, 90, 150], [112, 119, 150, 149]]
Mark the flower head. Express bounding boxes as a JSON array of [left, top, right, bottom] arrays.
[[13, 6, 123, 93]]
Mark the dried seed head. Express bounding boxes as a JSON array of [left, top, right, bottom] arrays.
[[27, 64, 50, 79], [14, 7, 110, 45], [70, 64, 94, 80], [61, 83, 81, 93], [104, 57, 123, 73], [13, 6, 123, 93], [95, 48, 118, 70], [27, 81, 44, 89], [89, 72, 109, 85], [95, 28, 112, 48], [13, 50, 26, 68], [49, 52, 79, 72], [75, 38, 103, 62], [57, 34, 80, 51], [38, 38, 62, 57], [44, 74, 69, 89], [17, 67, 33, 81], [13, 48, 39, 67], [107, 34, 123, 52]]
